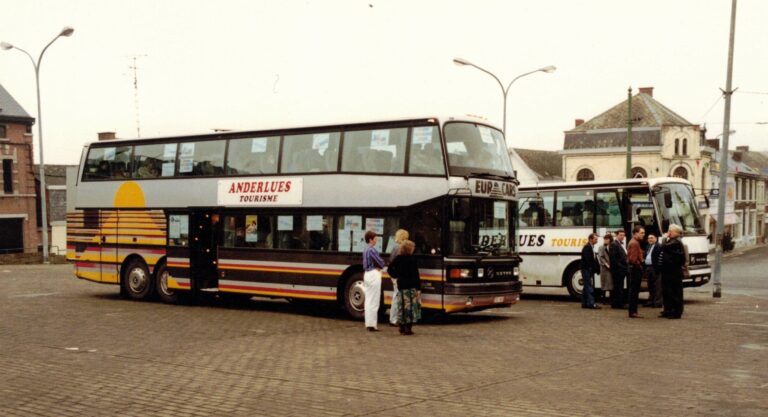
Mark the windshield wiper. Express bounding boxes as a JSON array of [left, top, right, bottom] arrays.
[[469, 171, 516, 182]]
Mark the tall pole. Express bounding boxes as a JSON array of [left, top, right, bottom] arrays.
[[1, 27, 74, 263], [713, 0, 738, 298], [626, 87, 633, 178]]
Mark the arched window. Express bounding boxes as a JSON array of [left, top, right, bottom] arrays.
[[631, 167, 647, 178], [682, 138, 688, 155], [672, 166, 688, 179], [674, 138, 680, 155], [576, 168, 594, 181]]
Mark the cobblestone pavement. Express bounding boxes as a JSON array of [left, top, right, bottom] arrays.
[[0, 261, 766, 416]]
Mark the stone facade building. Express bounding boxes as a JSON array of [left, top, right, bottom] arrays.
[[0, 83, 39, 253], [560, 87, 712, 195]]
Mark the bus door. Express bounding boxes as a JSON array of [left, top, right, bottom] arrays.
[[625, 190, 659, 238], [188, 209, 220, 291]]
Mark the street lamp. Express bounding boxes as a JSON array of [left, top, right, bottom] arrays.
[[2, 26, 74, 263], [453, 57, 556, 137]]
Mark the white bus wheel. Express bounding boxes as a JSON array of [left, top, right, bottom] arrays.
[[343, 272, 366, 320], [564, 264, 583, 300]]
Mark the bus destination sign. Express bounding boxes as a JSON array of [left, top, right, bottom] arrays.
[[469, 178, 516, 200], [217, 177, 303, 206]]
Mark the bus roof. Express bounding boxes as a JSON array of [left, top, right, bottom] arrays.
[[519, 177, 693, 191], [81, 115, 502, 147]]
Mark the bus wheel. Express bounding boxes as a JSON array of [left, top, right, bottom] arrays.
[[123, 259, 154, 300], [154, 262, 177, 304], [343, 272, 366, 320], [564, 264, 584, 300]]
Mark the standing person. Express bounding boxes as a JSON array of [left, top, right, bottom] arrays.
[[643, 234, 663, 308], [387, 240, 422, 335], [608, 230, 628, 309], [580, 233, 601, 309], [388, 229, 409, 327], [598, 234, 614, 304], [362, 230, 385, 332], [626, 226, 646, 318], [660, 224, 686, 319]]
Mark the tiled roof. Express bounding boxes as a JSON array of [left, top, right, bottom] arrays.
[[0, 83, 34, 122], [33, 164, 73, 186], [513, 148, 562, 180], [564, 129, 661, 150], [569, 92, 693, 133]]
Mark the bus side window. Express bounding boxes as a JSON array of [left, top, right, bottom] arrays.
[[554, 190, 594, 227], [281, 132, 341, 174], [595, 191, 622, 228], [519, 191, 554, 227]]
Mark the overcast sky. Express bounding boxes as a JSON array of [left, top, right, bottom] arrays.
[[1, 0, 766, 165]]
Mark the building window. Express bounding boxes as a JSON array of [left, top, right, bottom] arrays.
[[576, 168, 594, 181], [701, 168, 706, 192], [2, 159, 12, 193], [674, 138, 679, 155], [0, 125, 6, 138], [672, 166, 688, 179], [631, 167, 647, 178], [682, 138, 688, 155]]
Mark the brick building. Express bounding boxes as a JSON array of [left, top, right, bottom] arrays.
[[0, 83, 39, 253]]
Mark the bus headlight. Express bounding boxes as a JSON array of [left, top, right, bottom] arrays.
[[449, 268, 473, 279]]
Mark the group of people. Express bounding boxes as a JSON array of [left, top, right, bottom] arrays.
[[362, 229, 422, 335], [580, 224, 688, 319]]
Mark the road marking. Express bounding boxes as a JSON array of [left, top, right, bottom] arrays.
[[740, 344, 767, 350], [726, 322, 768, 328], [8, 292, 59, 298]]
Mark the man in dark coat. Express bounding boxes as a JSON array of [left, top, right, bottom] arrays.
[[660, 224, 686, 319], [580, 233, 601, 309], [608, 229, 628, 309], [643, 234, 663, 308]]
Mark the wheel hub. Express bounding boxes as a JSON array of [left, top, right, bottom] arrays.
[[128, 268, 148, 293], [348, 281, 365, 312]]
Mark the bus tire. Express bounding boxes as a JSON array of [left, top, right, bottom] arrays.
[[343, 272, 366, 320], [564, 263, 583, 300], [122, 258, 154, 300], [154, 262, 177, 304]]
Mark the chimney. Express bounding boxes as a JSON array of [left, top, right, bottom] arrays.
[[706, 139, 720, 151], [736, 145, 749, 152], [575, 119, 585, 127], [733, 151, 742, 162], [98, 131, 116, 141], [639, 87, 654, 97]]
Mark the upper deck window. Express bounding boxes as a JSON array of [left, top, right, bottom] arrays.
[[444, 122, 514, 178], [281, 132, 341, 174], [227, 137, 279, 175], [83, 146, 134, 180], [133, 143, 177, 178], [341, 128, 407, 174], [408, 126, 445, 175], [177, 140, 225, 177]]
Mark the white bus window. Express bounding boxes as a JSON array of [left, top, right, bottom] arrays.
[[226, 137, 279, 175], [556, 190, 594, 227], [519, 192, 554, 227], [133, 143, 177, 179], [177, 140, 225, 177], [341, 128, 408, 174], [281, 132, 341, 173], [83, 146, 133, 180], [408, 126, 445, 175], [595, 191, 623, 228]]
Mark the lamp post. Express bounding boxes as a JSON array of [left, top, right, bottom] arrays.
[[453, 57, 555, 137], [2, 26, 74, 263]]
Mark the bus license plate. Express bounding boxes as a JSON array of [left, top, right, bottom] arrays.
[[493, 296, 505, 303]]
